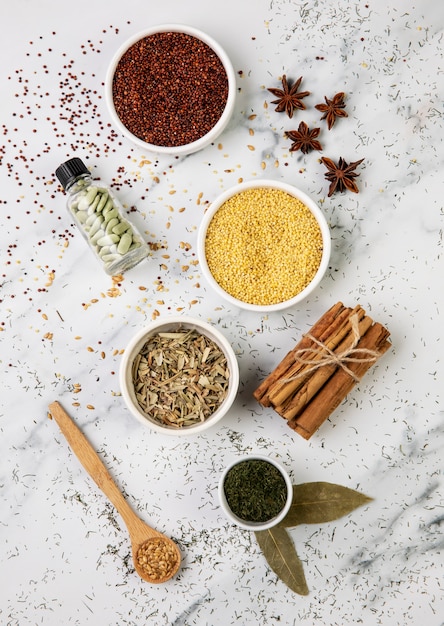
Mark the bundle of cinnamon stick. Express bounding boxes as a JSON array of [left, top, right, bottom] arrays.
[[253, 302, 392, 439]]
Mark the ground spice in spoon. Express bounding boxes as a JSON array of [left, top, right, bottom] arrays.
[[112, 31, 229, 147]]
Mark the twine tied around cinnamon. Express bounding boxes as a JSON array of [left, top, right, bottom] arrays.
[[283, 313, 381, 384]]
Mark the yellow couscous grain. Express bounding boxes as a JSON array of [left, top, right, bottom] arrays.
[[204, 187, 323, 305]]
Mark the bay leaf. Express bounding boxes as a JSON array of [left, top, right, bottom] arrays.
[[281, 482, 373, 528], [255, 527, 309, 596]]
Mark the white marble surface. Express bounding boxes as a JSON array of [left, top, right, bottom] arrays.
[[1, 0, 443, 624]]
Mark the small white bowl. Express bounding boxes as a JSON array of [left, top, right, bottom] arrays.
[[119, 316, 239, 435], [197, 180, 331, 312], [218, 455, 293, 531], [105, 24, 236, 155]]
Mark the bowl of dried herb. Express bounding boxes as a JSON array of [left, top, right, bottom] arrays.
[[105, 24, 236, 155], [197, 179, 331, 312], [119, 316, 239, 435], [218, 455, 293, 530]]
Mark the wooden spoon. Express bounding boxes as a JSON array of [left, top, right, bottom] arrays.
[[48, 401, 181, 584]]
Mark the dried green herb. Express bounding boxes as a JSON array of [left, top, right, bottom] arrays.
[[255, 526, 309, 595], [280, 482, 373, 527], [224, 459, 287, 522], [254, 482, 372, 596], [132, 328, 229, 427]]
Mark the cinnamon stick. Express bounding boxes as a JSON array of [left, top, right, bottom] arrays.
[[253, 301, 345, 406], [288, 322, 392, 439], [267, 304, 365, 408], [276, 313, 374, 420]]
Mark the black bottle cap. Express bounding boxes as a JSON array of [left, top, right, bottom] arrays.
[[55, 157, 89, 190]]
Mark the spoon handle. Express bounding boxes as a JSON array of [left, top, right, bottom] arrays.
[[48, 401, 150, 537]]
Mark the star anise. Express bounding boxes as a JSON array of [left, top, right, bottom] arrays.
[[321, 157, 364, 197], [267, 75, 310, 118], [315, 92, 348, 129], [286, 122, 322, 154]]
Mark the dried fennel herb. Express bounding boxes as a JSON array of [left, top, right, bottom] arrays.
[[132, 328, 229, 427], [224, 459, 288, 522]]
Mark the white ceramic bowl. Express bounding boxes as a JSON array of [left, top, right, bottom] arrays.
[[105, 24, 236, 155], [119, 316, 239, 435], [197, 180, 331, 312], [218, 455, 293, 531]]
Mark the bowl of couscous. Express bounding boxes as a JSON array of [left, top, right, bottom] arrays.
[[197, 180, 331, 312]]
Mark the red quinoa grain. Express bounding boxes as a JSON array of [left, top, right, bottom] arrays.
[[112, 31, 229, 147]]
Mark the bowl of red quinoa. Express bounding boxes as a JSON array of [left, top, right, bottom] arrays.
[[197, 180, 331, 312], [119, 316, 239, 435], [105, 24, 236, 155]]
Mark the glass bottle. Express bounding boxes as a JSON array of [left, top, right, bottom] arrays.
[[55, 157, 149, 275]]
